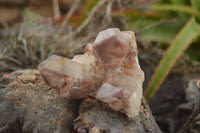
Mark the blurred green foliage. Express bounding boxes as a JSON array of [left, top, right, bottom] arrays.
[[123, 0, 200, 101]]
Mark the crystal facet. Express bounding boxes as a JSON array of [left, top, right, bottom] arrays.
[[38, 28, 144, 117]]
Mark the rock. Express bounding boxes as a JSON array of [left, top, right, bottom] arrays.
[[149, 77, 200, 133], [38, 28, 144, 118], [74, 98, 162, 133], [0, 70, 78, 133], [177, 79, 200, 133], [0, 69, 161, 133]]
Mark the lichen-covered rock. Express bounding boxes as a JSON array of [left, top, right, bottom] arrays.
[[0, 69, 161, 133], [38, 28, 144, 118], [74, 98, 162, 133], [0, 70, 78, 133]]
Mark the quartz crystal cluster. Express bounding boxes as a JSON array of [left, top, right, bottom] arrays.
[[38, 28, 144, 117]]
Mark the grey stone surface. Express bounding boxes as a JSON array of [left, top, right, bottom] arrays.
[[0, 70, 77, 133], [74, 98, 162, 133], [150, 77, 200, 133], [0, 69, 161, 133]]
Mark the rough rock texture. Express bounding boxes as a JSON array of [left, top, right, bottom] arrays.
[[74, 98, 161, 133], [0, 70, 78, 133], [0, 69, 161, 133], [38, 28, 144, 118], [150, 78, 200, 133]]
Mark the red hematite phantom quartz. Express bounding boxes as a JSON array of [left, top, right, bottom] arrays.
[[38, 28, 144, 117]]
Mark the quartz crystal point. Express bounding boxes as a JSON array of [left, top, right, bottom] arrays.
[[38, 28, 144, 118]]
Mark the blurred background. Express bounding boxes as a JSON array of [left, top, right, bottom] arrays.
[[0, 0, 157, 72], [0, 0, 200, 71], [0, 0, 200, 133]]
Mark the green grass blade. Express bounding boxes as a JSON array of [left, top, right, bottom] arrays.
[[145, 18, 200, 101], [172, 0, 189, 5], [191, 0, 200, 12], [171, 0, 191, 20], [150, 4, 200, 19], [140, 21, 184, 44]]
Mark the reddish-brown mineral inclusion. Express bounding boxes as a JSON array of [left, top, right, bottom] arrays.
[[38, 28, 144, 117]]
